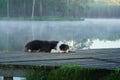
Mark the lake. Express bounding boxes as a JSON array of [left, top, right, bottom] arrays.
[[0, 19, 120, 51]]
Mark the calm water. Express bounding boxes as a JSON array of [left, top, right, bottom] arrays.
[[0, 19, 120, 51]]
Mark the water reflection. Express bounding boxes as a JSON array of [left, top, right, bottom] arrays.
[[0, 19, 120, 51], [65, 39, 92, 50], [89, 39, 120, 49], [0, 77, 3, 80], [66, 39, 120, 50], [14, 77, 25, 80]]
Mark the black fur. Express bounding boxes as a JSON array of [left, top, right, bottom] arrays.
[[25, 40, 58, 52]]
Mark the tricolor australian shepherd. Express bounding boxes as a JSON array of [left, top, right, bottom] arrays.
[[25, 40, 69, 53]]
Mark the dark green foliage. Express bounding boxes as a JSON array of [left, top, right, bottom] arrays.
[[0, 16, 83, 21], [106, 69, 120, 80], [48, 66, 109, 80], [0, 0, 7, 16], [0, 0, 88, 18], [25, 66, 48, 80], [0, 0, 120, 18], [25, 65, 116, 80]]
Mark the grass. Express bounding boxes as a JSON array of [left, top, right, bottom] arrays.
[[0, 16, 84, 21], [25, 65, 120, 80], [106, 68, 120, 80], [48, 66, 109, 80], [25, 66, 49, 80]]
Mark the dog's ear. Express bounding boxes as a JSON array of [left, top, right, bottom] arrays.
[[56, 41, 64, 50]]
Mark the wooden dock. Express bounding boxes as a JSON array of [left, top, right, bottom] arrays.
[[0, 48, 120, 80]]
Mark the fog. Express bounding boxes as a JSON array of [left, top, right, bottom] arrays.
[[0, 19, 120, 51]]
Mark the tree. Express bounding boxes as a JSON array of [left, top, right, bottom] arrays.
[[39, 0, 43, 16], [7, 0, 9, 17], [66, 0, 70, 17], [0, 0, 7, 16], [32, 0, 35, 18]]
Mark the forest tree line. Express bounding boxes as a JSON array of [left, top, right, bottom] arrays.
[[0, 0, 120, 18]]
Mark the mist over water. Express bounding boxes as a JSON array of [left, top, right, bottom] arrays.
[[0, 19, 120, 51]]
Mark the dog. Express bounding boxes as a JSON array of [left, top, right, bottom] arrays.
[[25, 40, 69, 53]]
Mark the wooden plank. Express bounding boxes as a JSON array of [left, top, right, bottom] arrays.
[[0, 48, 120, 66], [0, 48, 120, 77], [0, 69, 24, 77]]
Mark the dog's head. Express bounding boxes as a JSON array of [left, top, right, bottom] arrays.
[[59, 44, 69, 53], [50, 41, 69, 53], [56, 41, 69, 53]]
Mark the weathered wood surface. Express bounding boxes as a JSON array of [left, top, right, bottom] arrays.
[[0, 48, 120, 77]]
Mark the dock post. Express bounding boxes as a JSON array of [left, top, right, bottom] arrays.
[[4, 77, 13, 80]]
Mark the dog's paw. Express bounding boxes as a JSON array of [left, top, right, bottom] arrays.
[[50, 49, 69, 53], [50, 49, 59, 53]]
